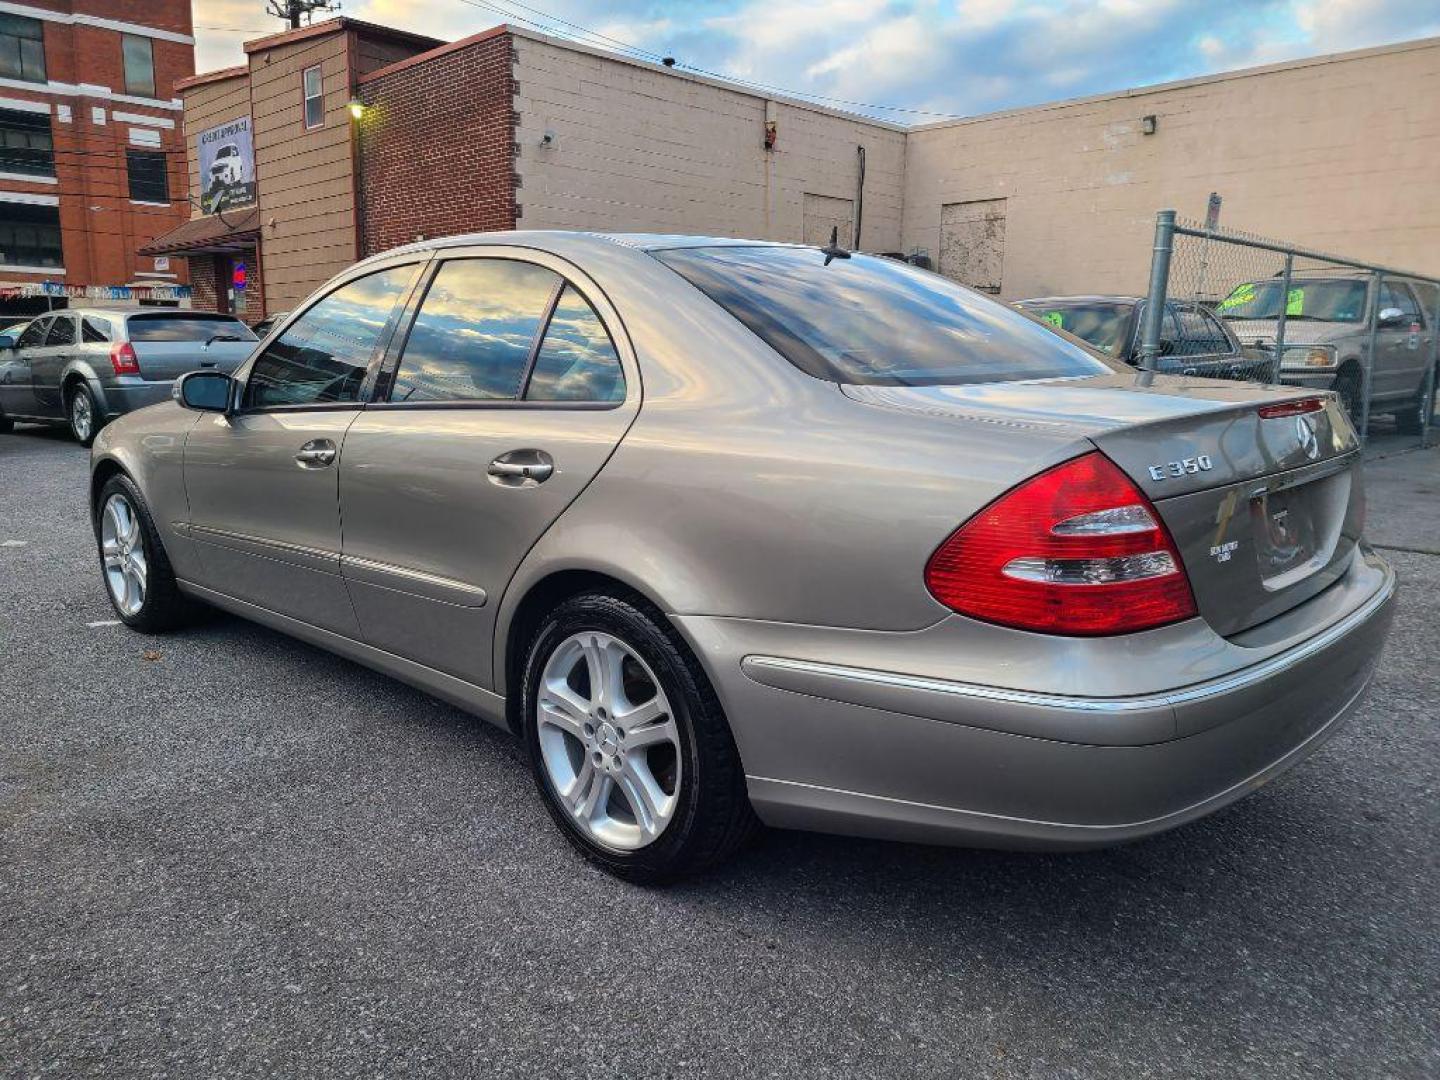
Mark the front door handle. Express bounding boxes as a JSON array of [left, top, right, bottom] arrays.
[[295, 439, 337, 468]]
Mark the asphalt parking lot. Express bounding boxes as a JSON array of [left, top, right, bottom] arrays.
[[2, 427, 1437, 1079]]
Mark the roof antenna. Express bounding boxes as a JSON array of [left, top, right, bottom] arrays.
[[821, 225, 851, 266]]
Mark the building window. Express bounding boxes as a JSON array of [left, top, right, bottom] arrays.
[[0, 202, 62, 267], [126, 149, 169, 203], [0, 108, 53, 177], [0, 14, 45, 84], [122, 34, 154, 98], [303, 65, 323, 129]]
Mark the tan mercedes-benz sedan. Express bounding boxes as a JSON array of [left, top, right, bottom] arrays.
[[88, 232, 1396, 881]]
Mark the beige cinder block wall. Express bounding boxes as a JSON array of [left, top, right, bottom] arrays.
[[513, 32, 906, 251], [903, 37, 1440, 300]]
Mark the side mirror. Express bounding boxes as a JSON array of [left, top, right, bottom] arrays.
[[0, 332, 16, 351], [1377, 306, 1406, 328], [173, 370, 233, 412]]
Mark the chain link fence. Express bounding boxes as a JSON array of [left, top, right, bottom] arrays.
[[1140, 210, 1440, 453]]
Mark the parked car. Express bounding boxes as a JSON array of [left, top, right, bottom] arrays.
[[89, 233, 1396, 882], [1216, 273, 1438, 431], [1014, 295, 1274, 380], [0, 309, 257, 445]]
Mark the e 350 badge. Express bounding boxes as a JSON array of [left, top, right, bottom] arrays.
[[1148, 454, 1214, 481]]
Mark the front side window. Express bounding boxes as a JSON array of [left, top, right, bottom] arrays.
[[0, 202, 62, 268], [0, 14, 45, 84], [391, 259, 559, 402], [1016, 300, 1133, 356], [244, 264, 420, 409], [122, 34, 154, 97], [126, 150, 168, 203], [303, 65, 324, 129], [0, 107, 53, 177], [657, 246, 1110, 386], [526, 285, 625, 402], [1381, 281, 1422, 324], [1170, 307, 1233, 357], [17, 317, 47, 348]]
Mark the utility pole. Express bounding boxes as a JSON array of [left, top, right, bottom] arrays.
[[266, 0, 340, 30]]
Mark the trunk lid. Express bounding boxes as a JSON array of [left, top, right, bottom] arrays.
[[842, 373, 1363, 637], [123, 313, 258, 379]]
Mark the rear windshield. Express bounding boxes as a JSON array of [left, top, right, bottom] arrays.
[[654, 246, 1111, 386], [1015, 300, 1134, 355], [126, 314, 258, 342], [1217, 279, 1366, 323]]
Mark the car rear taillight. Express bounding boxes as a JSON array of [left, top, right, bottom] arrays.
[[925, 451, 1197, 635], [110, 342, 140, 376], [1258, 397, 1324, 419]]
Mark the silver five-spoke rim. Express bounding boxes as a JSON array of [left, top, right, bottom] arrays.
[[100, 494, 146, 616], [70, 392, 92, 441], [537, 631, 681, 851]]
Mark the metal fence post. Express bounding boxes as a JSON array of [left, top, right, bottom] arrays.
[[1422, 290, 1440, 449], [1358, 270, 1381, 445], [1138, 210, 1176, 372], [1267, 252, 1294, 385]]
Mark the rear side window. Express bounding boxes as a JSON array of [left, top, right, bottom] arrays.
[[45, 316, 75, 347], [127, 315, 257, 342], [1016, 301, 1133, 355], [244, 264, 421, 409], [656, 246, 1110, 386], [526, 285, 625, 402], [391, 259, 560, 402], [82, 317, 110, 343]]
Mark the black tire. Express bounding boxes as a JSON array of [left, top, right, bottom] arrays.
[[521, 589, 757, 883], [93, 473, 195, 633], [1333, 366, 1364, 431], [0, 409, 12, 434], [1395, 369, 1436, 436], [67, 381, 102, 446]]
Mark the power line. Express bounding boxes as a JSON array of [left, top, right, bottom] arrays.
[[450, 0, 966, 119]]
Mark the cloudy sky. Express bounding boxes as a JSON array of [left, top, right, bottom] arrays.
[[193, 0, 1440, 120]]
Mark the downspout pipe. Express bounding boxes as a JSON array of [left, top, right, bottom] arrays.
[[854, 145, 866, 250]]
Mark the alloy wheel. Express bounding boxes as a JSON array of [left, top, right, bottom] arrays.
[[536, 631, 682, 851], [100, 494, 147, 616], [70, 391, 93, 442]]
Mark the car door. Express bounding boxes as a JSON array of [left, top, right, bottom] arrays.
[[1379, 280, 1429, 402], [0, 318, 47, 418], [30, 313, 78, 416], [182, 258, 426, 636], [338, 249, 640, 688]]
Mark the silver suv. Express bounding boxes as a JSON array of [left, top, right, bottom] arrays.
[[0, 309, 257, 445], [1218, 274, 1438, 432]]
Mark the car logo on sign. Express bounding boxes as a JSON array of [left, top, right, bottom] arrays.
[[1296, 414, 1321, 460]]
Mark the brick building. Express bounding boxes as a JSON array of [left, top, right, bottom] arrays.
[[0, 0, 194, 324], [142, 19, 441, 323], [155, 21, 1440, 317]]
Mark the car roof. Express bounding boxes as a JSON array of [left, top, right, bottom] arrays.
[[357, 230, 804, 268]]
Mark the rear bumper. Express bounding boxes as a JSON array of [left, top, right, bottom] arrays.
[[97, 380, 173, 419], [685, 551, 1396, 850]]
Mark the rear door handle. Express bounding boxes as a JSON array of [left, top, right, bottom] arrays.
[[295, 439, 337, 468], [487, 450, 554, 485]]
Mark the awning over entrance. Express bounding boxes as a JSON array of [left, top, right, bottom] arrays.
[[139, 209, 260, 257]]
